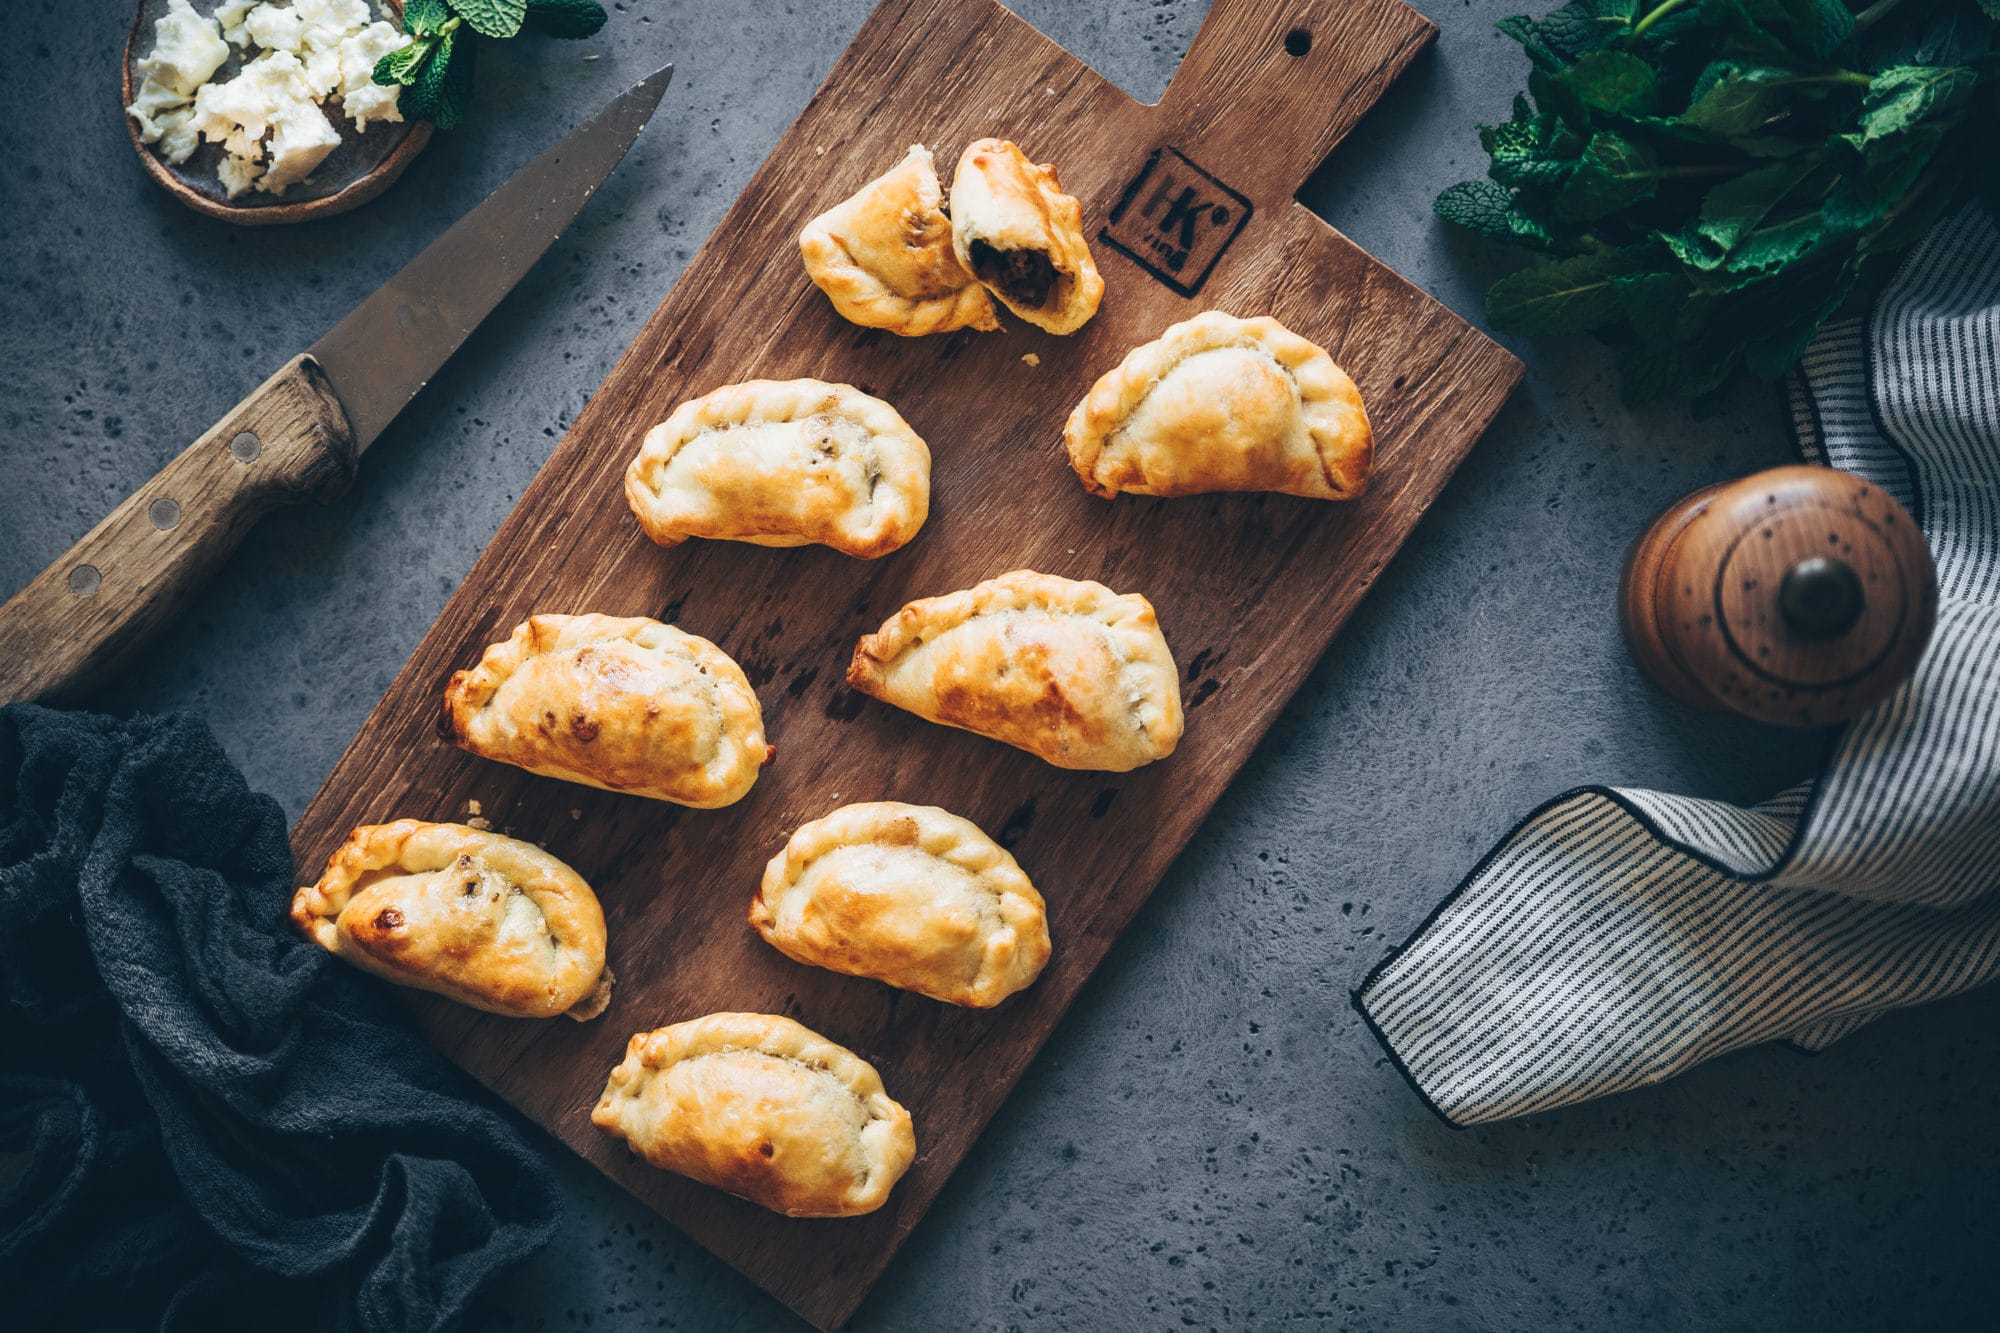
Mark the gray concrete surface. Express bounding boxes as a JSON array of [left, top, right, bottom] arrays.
[[4, 1, 1995, 1328]]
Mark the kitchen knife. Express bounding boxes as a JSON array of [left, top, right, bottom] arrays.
[[0, 65, 674, 704]]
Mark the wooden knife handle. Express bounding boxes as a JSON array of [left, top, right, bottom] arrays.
[[0, 354, 356, 704]]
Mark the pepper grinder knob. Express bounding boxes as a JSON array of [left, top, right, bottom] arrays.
[[1618, 465, 1938, 728]]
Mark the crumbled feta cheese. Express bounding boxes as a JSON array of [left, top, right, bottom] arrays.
[[302, 45, 345, 98], [218, 153, 266, 199], [260, 98, 343, 194], [156, 107, 202, 165], [191, 50, 312, 157], [299, 0, 374, 42], [338, 21, 409, 129], [217, 2, 258, 47], [244, 4, 307, 54], [135, 0, 230, 98], [127, 79, 192, 143], [133, 1, 411, 200]]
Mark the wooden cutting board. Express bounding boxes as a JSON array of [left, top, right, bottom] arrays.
[[293, 0, 1521, 1325]]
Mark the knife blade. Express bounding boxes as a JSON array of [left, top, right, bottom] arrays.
[[314, 65, 673, 450], [0, 66, 673, 705]]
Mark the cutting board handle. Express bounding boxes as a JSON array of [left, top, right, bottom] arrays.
[[0, 355, 356, 704], [1159, 0, 1438, 198]]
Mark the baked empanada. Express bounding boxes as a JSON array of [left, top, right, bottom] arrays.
[[591, 1012, 916, 1218], [1065, 312, 1374, 500], [950, 138, 1103, 335], [846, 569, 1183, 771], [750, 802, 1051, 1007], [625, 379, 930, 559], [444, 613, 770, 809], [292, 819, 611, 1020], [799, 144, 1000, 337]]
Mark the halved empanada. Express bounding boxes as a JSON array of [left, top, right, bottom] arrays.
[[292, 820, 611, 1020], [750, 802, 1051, 1007], [799, 144, 1000, 337], [950, 139, 1103, 335], [625, 379, 930, 559], [591, 1012, 916, 1218], [1066, 312, 1374, 500], [846, 569, 1183, 771], [444, 613, 770, 809]]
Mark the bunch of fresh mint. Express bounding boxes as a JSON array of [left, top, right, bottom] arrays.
[[372, 0, 609, 130], [1437, 0, 2000, 403]]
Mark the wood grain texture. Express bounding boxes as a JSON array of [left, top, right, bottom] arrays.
[[292, 0, 1521, 1325], [1619, 466, 1937, 728], [0, 354, 354, 703]]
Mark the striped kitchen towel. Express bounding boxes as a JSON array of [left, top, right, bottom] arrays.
[[1356, 205, 2000, 1127]]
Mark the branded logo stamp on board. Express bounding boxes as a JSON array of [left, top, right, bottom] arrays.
[[1101, 147, 1252, 297]]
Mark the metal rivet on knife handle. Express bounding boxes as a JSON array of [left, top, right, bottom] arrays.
[[148, 498, 182, 531], [230, 430, 262, 462], [68, 565, 101, 597]]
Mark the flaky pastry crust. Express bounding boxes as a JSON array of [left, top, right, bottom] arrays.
[[591, 1012, 917, 1218], [444, 613, 770, 809], [750, 802, 1052, 1007], [950, 138, 1103, 335], [1065, 312, 1374, 500], [291, 819, 611, 1020], [799, 144, 1000, 336], [846, 569, 1183, 772], [625, 379, 931, 559]]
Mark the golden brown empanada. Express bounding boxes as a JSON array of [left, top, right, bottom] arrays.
[[1065, 312, 1374, 500], [950, 138, 1103, 335], [591, 1012, 916, 1218], [444, 613, 770, 809], [799, 144, 1001, 337], [292, 820, 611, 1020], [625, 379, 930, 559], [847, 569, 1183, 771], [750, 802, 1051, 1007]]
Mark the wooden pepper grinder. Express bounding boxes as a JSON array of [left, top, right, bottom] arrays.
[[1619, 465, 1938, 728]]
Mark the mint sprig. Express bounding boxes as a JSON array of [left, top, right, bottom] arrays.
[[373, 0, 609, 130], [1438, 0, 2000, 405]]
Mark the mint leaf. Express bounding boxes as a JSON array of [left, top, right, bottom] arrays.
[[448, 0, 526, 39], [1858, 65, 1979, 146], [405, 28, 477, 129], [1554, 50, 1660, 116], [1496, 14, 1571, 73], [1538, 0, 1641, 59], [1556, 131, 1661, 222], [1483, 114, 1587, 187], [402, 0, 453, 35], [1435, 179, 1560, 249], [1680, 65, 1801, 137], [372, 35, 434, 87], [1485, 246, 1660, 334], [525, 0, 608, 38], [1723, 212, 1828, 275], [1688, 155, 1821, 263]]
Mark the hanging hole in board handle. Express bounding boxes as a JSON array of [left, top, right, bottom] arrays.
[[1284, 28, 1313, 57]]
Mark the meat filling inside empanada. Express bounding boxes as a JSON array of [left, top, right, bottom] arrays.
[[591, 1012, 917, 1218], [950, 138, 1103, 335], [798, 144, 1000, 337], [846, 569, 1184, 772], [292, 819, 611, 1021], [1065, 311, 1374, 500], [625, 379, 931, 559], [751, 802, 1052, 1007], [444, 613, 770, 809]]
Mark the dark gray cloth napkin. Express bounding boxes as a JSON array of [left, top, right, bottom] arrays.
[[1358, 205, 2000, 1126], [0, 704, 558, 1330]]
